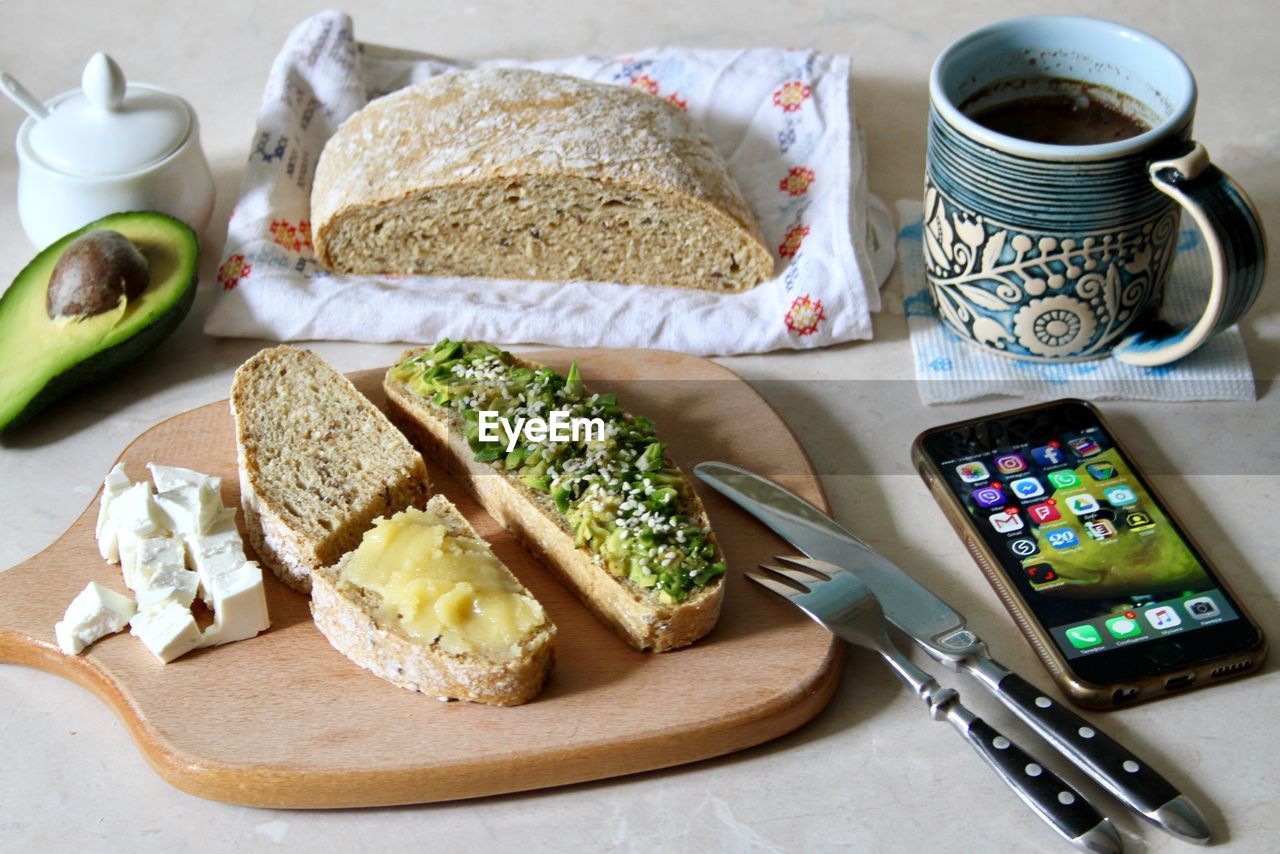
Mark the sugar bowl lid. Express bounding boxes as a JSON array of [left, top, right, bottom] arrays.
[[26, 53, 192, 176]]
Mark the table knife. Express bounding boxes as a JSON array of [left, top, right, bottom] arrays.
[[695, 461, 1212, 844]]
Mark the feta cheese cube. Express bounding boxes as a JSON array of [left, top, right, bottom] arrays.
[[95, 463, 134, 562], [54, 582, 137, 655], [127, 534, 186, 592], [189, 508, 246, 606], [155, 480, 221, 538], [147, 463, 222, 495], [135, 564, 200, 610], [200, 560, 271, 647], [107, 481, 163, 538], [130, 600, 202, 663]]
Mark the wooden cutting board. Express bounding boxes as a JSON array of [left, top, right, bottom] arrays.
[[0, 349, 841, 808]]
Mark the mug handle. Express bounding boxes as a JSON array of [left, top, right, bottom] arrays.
[[1113, 141, 1267, 367]]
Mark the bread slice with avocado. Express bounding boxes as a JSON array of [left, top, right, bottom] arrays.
[[382, 340, 725, 652], [231, 346, 429, 593], [310, 495, 556, 706]]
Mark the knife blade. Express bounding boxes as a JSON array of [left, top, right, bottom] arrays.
[[695, 461, 1212, 844]]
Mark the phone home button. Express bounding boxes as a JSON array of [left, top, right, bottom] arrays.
[[1147, 641, 1185, 669]]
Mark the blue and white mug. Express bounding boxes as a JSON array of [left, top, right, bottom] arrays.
[[925, 15, 1265, 365]]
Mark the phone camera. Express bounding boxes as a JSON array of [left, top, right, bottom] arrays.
[[1190, 600, 1214, 615]]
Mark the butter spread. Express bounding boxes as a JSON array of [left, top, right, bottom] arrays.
[[342, 507, 544, 661]]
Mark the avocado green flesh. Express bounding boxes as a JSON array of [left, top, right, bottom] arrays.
[[392, 339, 726, 603], [0, 212, 199, 433]]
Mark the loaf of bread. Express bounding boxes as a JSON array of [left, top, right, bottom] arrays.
[[230, 346, 430, 593], [311, 67, 773, 293], [310, 495, 556, 706], [383, 341, 725, 652]]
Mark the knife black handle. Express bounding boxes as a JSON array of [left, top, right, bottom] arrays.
[[955, 711, 1118, 851], [989, 668, 1208, 840]]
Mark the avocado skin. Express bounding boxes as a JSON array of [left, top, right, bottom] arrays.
[[0, 212, 200, 435]]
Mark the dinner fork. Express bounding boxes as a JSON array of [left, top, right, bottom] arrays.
[[751, 556, 1122, 853]]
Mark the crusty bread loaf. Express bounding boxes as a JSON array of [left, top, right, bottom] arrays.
[[310, 495, 556, 706], [311, 67, 774, 293], [231, 346, 429, 593], [383, 348, 724, 652]]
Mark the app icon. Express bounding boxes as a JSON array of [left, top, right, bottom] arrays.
[[1010, 476, 1045, 500], [1086, 462, 1117, 480], [1065, 624, 1102, 649], [1145, 606, 1183, 630], [995, 454, 1028, 475], [1084, 518, 1119, 541], [1031, 443, 1066, 467], [1047, 470, 1081, 490], [989, 509, 1025, 534], [1027, 501, 1061, 524], [1068, 437, 1102, 458], [956, 461, 989, 483], [972, 483, 1007, 509], [1066, 494, 1101, 515], [1124, 510, 1156, 531], [1185, 596, 1221, 620], [1009, 537, 1039, 558], [1024, 563, 1059, 586], [1046, 528, 1081, 550], [1105, 615, 1143, 639], [1104, 486, 1138, 507]]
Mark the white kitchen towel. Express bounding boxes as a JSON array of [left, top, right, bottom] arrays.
[[894, 201, 1256, 403], [204, 11, 895, 355]]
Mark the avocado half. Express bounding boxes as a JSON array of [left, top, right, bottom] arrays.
[[0, 212, 199, 433]]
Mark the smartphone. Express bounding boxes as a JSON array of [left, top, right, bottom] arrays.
[[912, 398, 1266, 709]]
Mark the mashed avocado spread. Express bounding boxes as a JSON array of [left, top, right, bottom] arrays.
[[391, 340, 726, 604]]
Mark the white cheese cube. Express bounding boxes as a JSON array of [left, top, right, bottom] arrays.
[[130, 600, 202, 664], [147, 463, 222, 495], [155, 481, 222, 538], [95, 463, 134, 562], [199, 560, 271, 647], [127, 535, 186, 593], [189, 508, 246, 606], [54, 582, 137, 655], [136, 564, 200, 609], [117, 529, 141, 583], [107, 481, 163, 538]]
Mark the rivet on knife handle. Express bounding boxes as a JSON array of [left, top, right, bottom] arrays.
[[972, 661, 1211, 844]]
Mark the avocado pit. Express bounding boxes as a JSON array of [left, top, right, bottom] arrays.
[[46, 230, 150, 319]]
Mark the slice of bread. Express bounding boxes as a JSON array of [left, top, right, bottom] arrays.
[[311, 67, 774, 293], [310, 495, 556, 706], [383, 346, 724, 652], [231, 346, 429, 593]]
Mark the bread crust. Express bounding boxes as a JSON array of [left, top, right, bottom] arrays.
[[310, 495, 556, 706], [311, 67, 773, 293], [230, 346, 430, 594], [383, 348, 724, 652]]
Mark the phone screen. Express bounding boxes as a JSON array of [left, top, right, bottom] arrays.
[[921, 402, 1247, 672]]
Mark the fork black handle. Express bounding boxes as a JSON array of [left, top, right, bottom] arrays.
[[947, 704, 1120, 852], [972, 662, 1210, 842]]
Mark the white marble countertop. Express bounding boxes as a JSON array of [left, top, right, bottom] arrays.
[[1, 1, 1276, 851]]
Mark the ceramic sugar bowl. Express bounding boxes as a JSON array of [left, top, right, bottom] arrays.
[[13, 53, 215, 248]]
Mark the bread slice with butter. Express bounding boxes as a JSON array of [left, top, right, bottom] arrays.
[[311, 67, 774, 293], [382, 340, 726, 653], [231, 346, 430, 593], [310, 495, 556, 706]]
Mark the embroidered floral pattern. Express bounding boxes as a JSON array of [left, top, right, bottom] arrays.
[[217, 255, 252, 291], [785, 294, 825, 335], [665, 92, 688, 111], [630, 74, 660, 95], [778, 223, 810, 259], [269, 218, 313, 253], [779, 166, 815, 196], [772, 81, 811, 113]]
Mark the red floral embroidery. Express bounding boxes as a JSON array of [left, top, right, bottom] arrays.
[[269, 218, 314, 253], [778, 223, 810, 259], [630, 75, 660, 95], [779, 166, 815, 196], [772, 81, 812, 112], [785, 294, 826, 336], [217, 254, 252, 291], [665, 92, 688, 111]]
